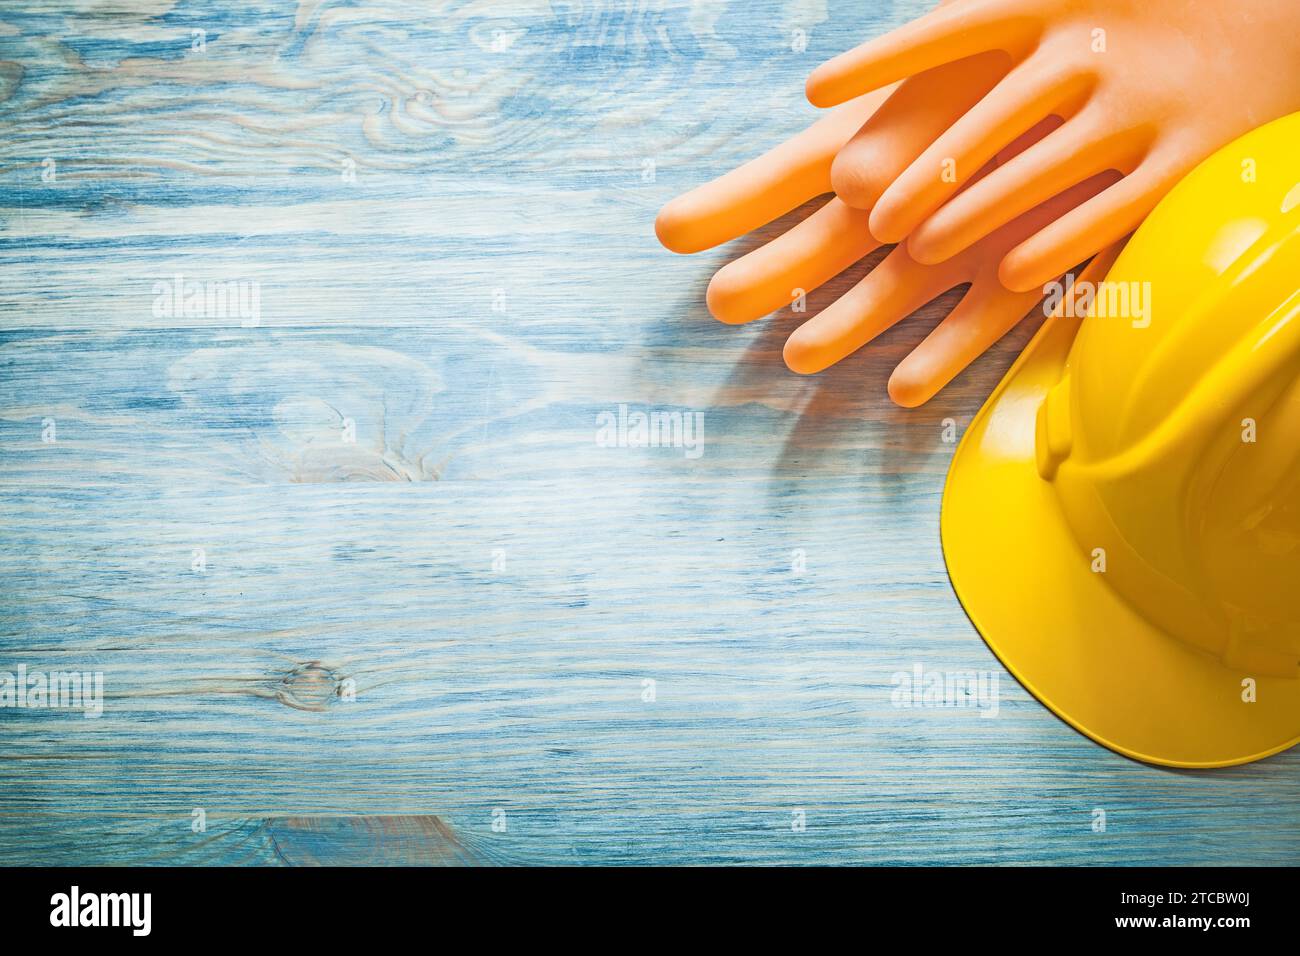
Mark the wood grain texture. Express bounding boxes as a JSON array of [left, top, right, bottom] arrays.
[[0, 0, 1296, 866]]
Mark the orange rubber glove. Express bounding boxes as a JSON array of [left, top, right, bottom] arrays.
[[810, 0, 1300, 292], [656, 55, 1118, 406]]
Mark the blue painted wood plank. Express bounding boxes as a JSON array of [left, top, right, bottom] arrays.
[[0, 0, 1296, 866]]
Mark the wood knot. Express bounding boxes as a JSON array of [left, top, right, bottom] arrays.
[[275, 661, 342, 712], [265, 815, 480, 866]]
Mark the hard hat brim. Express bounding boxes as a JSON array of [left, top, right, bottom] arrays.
[[942, 309, 1300, 769]]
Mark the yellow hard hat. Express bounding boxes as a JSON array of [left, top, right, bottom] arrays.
[[942, 112, 1300, 768]]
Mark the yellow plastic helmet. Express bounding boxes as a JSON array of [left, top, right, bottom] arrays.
[[942, 111, 1300, 768]]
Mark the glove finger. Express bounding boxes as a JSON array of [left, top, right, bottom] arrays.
[[831, 50, 1011, 211], [782, 242, 968, 372], [909, 110, 1142, 265], [888, 280, 1042, 407], [707, 197, 880, 325], [655, 89, 889, 254], [999, 162, 1181, 292], [806, 0, 1036, 107], [869, 57, 1093, 241], [893, 237, 1128, 405]]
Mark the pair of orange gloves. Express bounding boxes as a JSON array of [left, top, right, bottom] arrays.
[[655, 0, 1300, 406]]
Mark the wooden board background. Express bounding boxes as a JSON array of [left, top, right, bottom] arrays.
[[0, 0, 1296, 866]]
